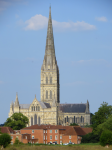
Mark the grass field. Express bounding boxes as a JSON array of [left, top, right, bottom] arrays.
[[1, 144, 112, 150]]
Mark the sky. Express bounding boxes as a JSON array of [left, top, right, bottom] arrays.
[[0, 0, 112, 124]]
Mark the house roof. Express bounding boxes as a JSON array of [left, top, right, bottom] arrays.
[[82, 127, 93, 134], [73, 126, 86, 135], [21, 124, 67, 130], [59, 103, 86, 113], [64, 126, 77, 135], [0, 127, 15, 134]]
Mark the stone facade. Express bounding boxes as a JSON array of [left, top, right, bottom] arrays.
[[9, 7, 90, 127]]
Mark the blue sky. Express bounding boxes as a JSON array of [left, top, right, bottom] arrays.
[[0, 0, 112, 124]]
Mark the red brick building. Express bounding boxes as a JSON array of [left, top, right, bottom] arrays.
[[21, 125, 92, 144], [0, 125, 92, 144]]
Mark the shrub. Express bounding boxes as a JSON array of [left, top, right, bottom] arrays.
[[100, 130, 112, 146], [0, 133, 11, 148], [81, 132, 100, 143], [14, 138, 20, 145]]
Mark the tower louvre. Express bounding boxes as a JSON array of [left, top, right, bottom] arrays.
[[41, 7, 60, 105]]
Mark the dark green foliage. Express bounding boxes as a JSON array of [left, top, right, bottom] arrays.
[[91, 102, 112, 131], [0, 133, 11, 148], [100, 130, 112, 146], [0, 128, 2, 134], [96, 115, 112, 135], [84, 123, 92, 128], [70, 123, 79, 126], [4, 113, 29, 130], [81, 132, 100, 143]]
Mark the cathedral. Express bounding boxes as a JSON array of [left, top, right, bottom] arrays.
[[9, 7, 90, 126]]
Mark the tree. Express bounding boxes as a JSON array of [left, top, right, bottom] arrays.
[[100, 130, 112, 147], [96, 115, 112, 135], [0, 133, 11, 148], [14, 137, 20, 145], [81, 132, 100, 143], [4, 113, 29, 130], [91, 102, 112, 131], [70, 123, 79, 126]]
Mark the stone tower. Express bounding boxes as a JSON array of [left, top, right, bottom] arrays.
[[41, 7, 60, 106]]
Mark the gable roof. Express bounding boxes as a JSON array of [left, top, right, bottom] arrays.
[[73, 126, 86, 135], [59, 103, 86, 113], [0, 127, 15, 134], [82, 127, 93, 134], [64, 126, 77, 135]]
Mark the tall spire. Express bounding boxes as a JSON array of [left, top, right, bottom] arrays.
[[45, 6, 55, 56], [41, 6, 57, 70]]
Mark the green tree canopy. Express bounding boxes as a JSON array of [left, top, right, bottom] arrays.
[[91, 102, 112, 131], [100, 130, 112, 147], [0, 133, 11, 148], [96, 115, 112, 135], [4, 113, 29, 130]]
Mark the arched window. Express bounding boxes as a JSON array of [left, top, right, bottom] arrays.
[[46, 91, 48, 99], [38, 106, 40, 111], [36, 106, 38, 111], [34, 106, 35, 111], [50, 77, 52, 84], [34, 114, 37, 125], [74, 116, 75, 123], [67, 116, 68, 123], [46, 77, 48, 84], [31, 117, 33, 126], [81, 116, 83, 122], [76, 118, 77, 123], [83, 117, 84, 123], [50, 90, 52, 99], [38, 116, 41, 125], [32, 106, 33, 111]]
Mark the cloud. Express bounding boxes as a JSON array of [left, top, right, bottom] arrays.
[[24, 14, 96, 31], [95, 17, 107, 22]]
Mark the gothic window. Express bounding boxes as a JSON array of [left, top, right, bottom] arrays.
[[31, 117, 33, 126], [67, 116, 68, 123], [50, 90, 52, 99], [38, 106, 40, 111], [46, 77, 48, 84], [36, 106, 38, 111], [83, 117, 84, 123], [38, 116, 40, 125], [76, 118, 77, 123], [32, 106, 33, 111], [46, 91, 48, 99], [34, 114, 37, 125], [81, 116, 83, 123], [50, 77, 52, 84], [34, 106, 35, 111], [74, 116, 75, 123]]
